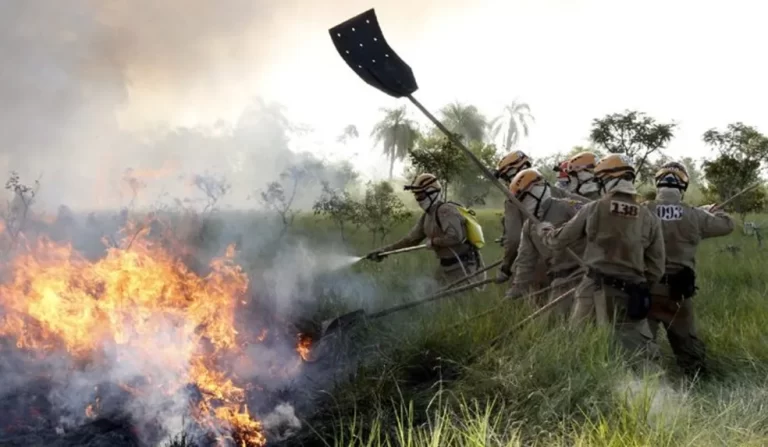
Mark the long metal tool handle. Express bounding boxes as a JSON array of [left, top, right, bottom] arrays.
[[488, 286, 577, 348], [447, 270, 584, 330], [380, 244, 428, 256], [438, 258, 502, 292], [406, 95, 588, 271], [711, 182, 761, 213], [367, 277, 495, 320]]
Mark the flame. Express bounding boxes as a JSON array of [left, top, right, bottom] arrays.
[[85, 399, 99, 419], [296, 334, 312, 362], [0, 227, 268, 445]]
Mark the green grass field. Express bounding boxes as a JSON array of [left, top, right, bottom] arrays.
[[278, 209, 768, 446]]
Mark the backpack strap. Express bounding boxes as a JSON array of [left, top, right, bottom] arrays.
[[434, 201, 470, 245], [434, 202, 446, 232]]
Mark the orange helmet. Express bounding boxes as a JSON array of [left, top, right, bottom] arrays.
[[566, 151, 598, 175], [595, 154, 635, 182], [509, 168, 546, 200], [495, 151, 532, 180], [654, 161, 689, 191]]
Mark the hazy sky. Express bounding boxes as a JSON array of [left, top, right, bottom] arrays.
[[2, 0, 766, 208], [119, 0, 767, 176]]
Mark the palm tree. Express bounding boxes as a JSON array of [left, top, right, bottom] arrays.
[[489, 100, 535, 151], [370, 106, 419, 180], [439, 102, 488, 143]]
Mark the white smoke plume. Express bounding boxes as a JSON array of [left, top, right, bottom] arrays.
[[1, 0, 468, 212]]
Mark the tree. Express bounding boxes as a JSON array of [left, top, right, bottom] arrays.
[[439, 102, 488, 143], [589, 110, 676, 181], [452, 141, 501, 206], [312, 182, 361, 241], [256, 165, 310, 237], [701, 123, 768, 220], [3, 172, 40, 246], [192, 172, 231, 213], [370, 106, 420, 180], [679, 157, 703, 186], [358, 181, 412, 245], [489, 100, 535, 151]]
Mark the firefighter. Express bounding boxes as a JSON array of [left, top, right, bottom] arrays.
[[365, 173, 480, 286], [565, 151, 601, 200], [503, 168, 586, 314], [554, 161, 570, 190], [495, 151, 586, 287], [644, 161, 734, 377], [493, 151, 533, 249], [536, 154, 665, 357]]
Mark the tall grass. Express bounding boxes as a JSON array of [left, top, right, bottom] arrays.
[[284, 210, 768, 446], [162, 209, 767, 446]]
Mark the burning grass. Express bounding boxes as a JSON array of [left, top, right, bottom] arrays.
[[2, 209, 768, 446], [0, 216, 314, 446]]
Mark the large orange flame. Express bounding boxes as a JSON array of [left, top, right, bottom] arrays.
[[0, 227, 268, 446]]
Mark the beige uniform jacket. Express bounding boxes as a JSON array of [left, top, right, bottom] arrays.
[[644, 199, 734, 274], [381, 201, 471, 259], [501, 186, 588, 272], [512, 198, 586, 290], [540, 192, 666, 285]]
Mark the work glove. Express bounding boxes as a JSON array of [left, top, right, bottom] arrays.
[[365, 250, 386, 263], [425, 238, 434, 248], [535, 222, 555, 239], [495, 266, 511, 284], [699, 203, 716, 213]]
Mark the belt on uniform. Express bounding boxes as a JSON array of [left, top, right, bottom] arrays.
[[440, 250, 475, 267], [586, 270, 644, 292], [587, 269, 652, 320]]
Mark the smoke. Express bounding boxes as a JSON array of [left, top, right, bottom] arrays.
[[0, 2, 461, 441], [1, 0, 467, 213]]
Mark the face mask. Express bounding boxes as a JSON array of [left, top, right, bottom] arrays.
[[657, 187, 682, 202], [523, 184, 551, 217], [571, 171, 598, 194], [603, 178, 637, 195], [418, 191, 439, 211]]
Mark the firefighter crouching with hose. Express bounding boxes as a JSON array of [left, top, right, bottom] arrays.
[[644, 161, 734, 377], [365, 173, 485, 286]]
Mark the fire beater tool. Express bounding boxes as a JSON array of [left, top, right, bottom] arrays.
[[327, 9, 603, 324], [320, 257, 502, 337]]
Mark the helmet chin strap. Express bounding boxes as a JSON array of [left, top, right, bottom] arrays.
[[524, 184, 550, 217], [574, 173, 598, 195], [419, 190, 440, 211]]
